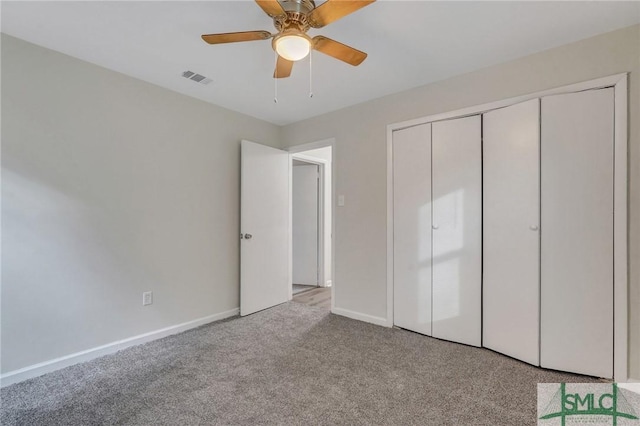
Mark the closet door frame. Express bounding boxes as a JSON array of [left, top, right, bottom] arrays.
[[386, 73, 628, 381]]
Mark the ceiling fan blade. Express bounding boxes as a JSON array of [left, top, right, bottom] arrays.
[[312, 36, 367, 66], [274, 55, 294, 78], [255, 0, 286, 17], [201, 31, 272, 45], [308, 0, 375, 28]]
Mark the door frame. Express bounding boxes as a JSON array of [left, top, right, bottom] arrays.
[[291, 156, 324, 291], [288, 138, 335, 311], [386, 73, 629, 381]]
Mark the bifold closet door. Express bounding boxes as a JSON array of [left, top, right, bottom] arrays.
[[393, 123, 432, 336], [541, 88, 614, 378], [483, 99, 540, 365], [431, 115, 482, 347]]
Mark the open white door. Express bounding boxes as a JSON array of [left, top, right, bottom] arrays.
[[241, 140, 290, 316]]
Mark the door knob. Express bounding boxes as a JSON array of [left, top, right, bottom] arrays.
[[530, 225, 539, 231], [244, 233, 253, 239], [432, 224, 439, 230]]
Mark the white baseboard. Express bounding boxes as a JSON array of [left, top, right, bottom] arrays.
[[0, 308, 239, 388], [331, 307, 390, 327]]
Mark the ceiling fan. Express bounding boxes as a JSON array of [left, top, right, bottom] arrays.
[[201, 0, 375, 78]]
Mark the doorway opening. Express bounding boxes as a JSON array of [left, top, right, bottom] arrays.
[[290, 144, 333, 310]]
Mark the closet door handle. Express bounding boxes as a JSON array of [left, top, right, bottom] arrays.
[[432, 224, 439, 230], [530, 225, 539, 231]]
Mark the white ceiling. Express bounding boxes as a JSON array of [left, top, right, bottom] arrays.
[[3, 1, 639, 125]]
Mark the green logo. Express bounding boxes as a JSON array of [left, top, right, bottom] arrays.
[[539, 383, 639, 426]]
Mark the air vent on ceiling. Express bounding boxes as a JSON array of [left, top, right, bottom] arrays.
[[182, 70, 212, 85]]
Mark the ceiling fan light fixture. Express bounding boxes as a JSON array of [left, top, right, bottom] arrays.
[[274, 33, 311, 61]]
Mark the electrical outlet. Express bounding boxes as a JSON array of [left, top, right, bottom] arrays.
[[142, 291, 153, 306]]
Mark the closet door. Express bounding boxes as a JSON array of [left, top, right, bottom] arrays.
[[431, 116, 482, 347], [393, 124, 432, 335], [483, 99, 540, 365], [541, 88, 614, 378]]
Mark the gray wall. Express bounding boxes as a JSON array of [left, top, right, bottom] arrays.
[[281, 25, 640, 378], [3, 24, 640, 379], [1, 34, 281, 373]]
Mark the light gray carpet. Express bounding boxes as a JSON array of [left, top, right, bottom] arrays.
[[1, 302, 600, 425]]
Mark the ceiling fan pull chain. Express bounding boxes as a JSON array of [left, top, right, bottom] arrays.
[[274, 50, 278, 104], [309, 50, 314, 98]]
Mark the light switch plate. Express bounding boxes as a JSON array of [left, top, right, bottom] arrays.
[[338, 195, 345, 207]]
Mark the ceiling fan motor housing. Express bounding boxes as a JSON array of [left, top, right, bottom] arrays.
[[274, 0, 315, 33], [274, 12, 310, 33], [279, 0, 315, 14]]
